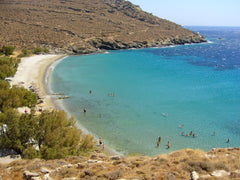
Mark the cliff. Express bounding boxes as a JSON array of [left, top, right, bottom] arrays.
[[0, 0, 206, 54]]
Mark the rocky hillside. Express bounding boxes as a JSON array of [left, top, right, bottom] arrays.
[[0, 0, 206, 54], [0, 148, 240, 180]]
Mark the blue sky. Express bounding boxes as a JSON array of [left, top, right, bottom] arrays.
[[128, 0, 240, 27]]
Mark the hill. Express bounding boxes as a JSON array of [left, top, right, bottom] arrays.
[[0, 148, 240, 179], [0, 0, 206, 54]]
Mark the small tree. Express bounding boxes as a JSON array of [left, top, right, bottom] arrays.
[[33, 47, 43, 54], [1, 46, 15, 56]]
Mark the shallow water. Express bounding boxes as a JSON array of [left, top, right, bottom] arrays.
[[50, 27, 240, 155]]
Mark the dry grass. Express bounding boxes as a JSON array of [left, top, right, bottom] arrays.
[[0, 148, 239, 180]]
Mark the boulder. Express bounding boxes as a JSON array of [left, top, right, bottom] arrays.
[[211, 170, 230, 177]]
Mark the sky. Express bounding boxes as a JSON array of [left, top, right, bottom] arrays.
[[128, 0, 240, 27]]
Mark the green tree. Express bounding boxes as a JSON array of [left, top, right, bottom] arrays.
[[1, 46, 15, 56]]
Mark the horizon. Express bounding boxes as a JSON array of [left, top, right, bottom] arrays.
[[128, 0, 240, 27]]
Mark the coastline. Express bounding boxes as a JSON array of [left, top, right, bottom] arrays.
[[10, 54, 120, 156], [10, 54, 67, 111]]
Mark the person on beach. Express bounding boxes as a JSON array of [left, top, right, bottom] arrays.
[[167, 141, 170, 149], [99, 138, 102, 145]]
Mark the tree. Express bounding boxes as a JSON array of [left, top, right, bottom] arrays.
[[1, 46, 15, 56]]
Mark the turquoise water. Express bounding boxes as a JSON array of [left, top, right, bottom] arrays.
[[50, 27, 240, 155]]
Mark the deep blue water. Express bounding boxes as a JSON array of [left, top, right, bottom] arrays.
[[50, 26, 240, 155]]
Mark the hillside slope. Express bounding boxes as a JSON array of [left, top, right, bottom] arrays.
[[0, 0, 206, 54], [0, 148, 240, 179]]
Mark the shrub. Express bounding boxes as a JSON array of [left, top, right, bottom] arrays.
[[43, 48, 49, 53], [33, 47, 43, 54], [0, 46, 15, 56], [22, 147, 39, 159]]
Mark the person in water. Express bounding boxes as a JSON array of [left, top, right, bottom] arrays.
[[189, 131, 193, 136], [167, 141, 170, 149], [89, 90, 92, 94], [99, 138, 103, 145], [227, 138, 230, 143], [157, 136, 161, 148], [84, 108, 87, 113]]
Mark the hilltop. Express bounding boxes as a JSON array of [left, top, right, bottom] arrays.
[[1, 148, 240, 179], [0, 0, 206, 54]]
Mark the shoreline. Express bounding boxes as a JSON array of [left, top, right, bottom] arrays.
[[10, 54, 120, 156]]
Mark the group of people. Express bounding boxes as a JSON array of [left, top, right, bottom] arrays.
[[181, 131, 198, 137], [156, 136, 170, 149]]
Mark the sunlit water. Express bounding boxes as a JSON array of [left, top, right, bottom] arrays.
[[50, 27, 240, 155]]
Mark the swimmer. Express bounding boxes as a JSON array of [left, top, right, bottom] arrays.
[[213, 132, 216, 136], [158, 136, 161, 143], [227, 138, 230, 143], [189, 131, 193, 136], [178, 125, 184, 128], [181, 132, 184, 136], [167, 141, 170, 149], [157, 141, 160, 148], [89, 90, 92, 94], [84, 108, 87, 113]]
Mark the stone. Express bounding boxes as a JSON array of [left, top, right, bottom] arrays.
[[41, 167, 51, 174], [24, 170, 39, 179], [44, 173, 53, 180], [191, 171, 199, 180], [211, 170, 230, 177], [110, 156, 121, 160]]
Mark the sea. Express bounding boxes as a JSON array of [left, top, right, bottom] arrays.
[[49, 26, 240, 156]]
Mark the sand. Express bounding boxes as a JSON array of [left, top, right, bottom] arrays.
[[10, 54, 66, 111]]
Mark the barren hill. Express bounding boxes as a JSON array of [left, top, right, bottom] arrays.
[[0, 0, 206, 54]]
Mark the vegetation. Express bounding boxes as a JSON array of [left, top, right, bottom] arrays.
[[0, 55, 96, 160], [33, 47, 49, 55], [0, 110, 95, 159], [0, 46, 15, 56], [0, 56, 20, 79]]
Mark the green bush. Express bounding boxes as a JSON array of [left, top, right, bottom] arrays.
[[33, 47, 43, 54], [0, 46, 15, 56], [18, 49, 32, 57]]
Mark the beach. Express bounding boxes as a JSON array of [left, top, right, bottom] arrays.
[[10, 54, 66, 112], [6, 54, 119, 158]]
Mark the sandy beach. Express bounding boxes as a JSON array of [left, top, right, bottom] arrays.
[[10, 54, 67, 112], [0, 54, 118, 164]]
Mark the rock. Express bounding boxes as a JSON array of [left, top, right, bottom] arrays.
[[24, 170, 39, 179], [191, 171, 199, 180], [167, 174, 177, 180], [44, 173, 53, 180], [31, 177, 42, 180], [211, 170, 230, 177], [41, 167, 51, 174], [90, 154, 98, 159], [110, 156, 121, 160], [84, 169, 94, 176]]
